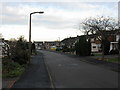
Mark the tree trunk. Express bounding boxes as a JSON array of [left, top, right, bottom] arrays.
[[101, 38, 105, 60]]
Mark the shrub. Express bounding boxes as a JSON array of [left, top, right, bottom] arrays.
[[56, 47, 62, 51], [2, 57, 25, 77], [75, 36, 91, 56], [62, 45, 70, 52], [110, 49, 119, 55], [10, 36, 29, 65]]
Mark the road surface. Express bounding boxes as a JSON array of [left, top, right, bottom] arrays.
[[12, 52, 51, 88], [41, 50, 118, 88]]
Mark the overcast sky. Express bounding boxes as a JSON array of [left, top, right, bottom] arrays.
[[0, 0, 118, 41]]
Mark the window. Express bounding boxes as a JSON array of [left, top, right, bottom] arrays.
[[93, 46, 96, 48]]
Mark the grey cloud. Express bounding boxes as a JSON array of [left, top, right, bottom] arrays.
[[1, 2, 118, 30], [31, 14, 80, 29]]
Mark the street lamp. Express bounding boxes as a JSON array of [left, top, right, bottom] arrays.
[[29, 11, 44, 63]]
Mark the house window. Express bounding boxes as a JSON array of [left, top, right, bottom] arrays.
[[93, 46, 96, 48]]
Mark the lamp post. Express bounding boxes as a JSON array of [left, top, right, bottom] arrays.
[[29, 11, 44, 63]]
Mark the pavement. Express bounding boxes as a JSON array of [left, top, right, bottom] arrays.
[[11, 52, 51, 88], [41, 50, 119, 88]]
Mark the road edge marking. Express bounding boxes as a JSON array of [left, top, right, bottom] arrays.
[[42, 53, 55, 89]]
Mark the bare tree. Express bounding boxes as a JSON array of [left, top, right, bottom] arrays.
[[81, 16, 118, 60]]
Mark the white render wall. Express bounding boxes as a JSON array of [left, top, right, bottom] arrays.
[[91, 43, 99, 52], [116, 35, 120, 42]]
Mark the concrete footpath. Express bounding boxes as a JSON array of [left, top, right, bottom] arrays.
[[10, 52, 51, 88]]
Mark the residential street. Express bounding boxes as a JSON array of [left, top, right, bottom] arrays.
[[11, 50, 118, 88], [41, 50, 118, 88], [1, 1, 120, 90]]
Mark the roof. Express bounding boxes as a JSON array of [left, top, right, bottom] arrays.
[[34, 41, 43, 43], [44, 41, 59, 43]]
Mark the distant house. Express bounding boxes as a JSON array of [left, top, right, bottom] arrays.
[[61, 35, 101, 53], [34, 41, 44, 50], [44, 41, 60, 50], [61, 36, 79, 49]]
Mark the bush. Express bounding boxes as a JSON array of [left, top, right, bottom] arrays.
[[110, 49, 119, 55], [75, 36, 91, 56], [56, 47, 62, 51], [2, 57, 25, 77], [10, 36, 29, 65], [62, 45, 70, 52], [11, 49, 29, 65]]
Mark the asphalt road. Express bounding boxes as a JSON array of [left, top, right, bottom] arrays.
[[12, 52, 51, 88], [40, 50, 118, 88]]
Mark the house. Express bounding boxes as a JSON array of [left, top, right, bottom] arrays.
[[61, 29, 120, 53], [89, 30, 120, 53], [86, 34, 101, 52], [44, 41, 60, 50], [61, 35, 101, 53], [34, 41, 44, 50], [110, 31, 120, 51], [0, 38, 9, 57], [0, 39, 3, 57], [61, 36, 79, 49]]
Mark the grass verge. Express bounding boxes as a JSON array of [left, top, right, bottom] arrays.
[[104, 57, 120, 63]]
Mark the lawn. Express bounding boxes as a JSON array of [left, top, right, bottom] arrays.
[[105, 57, 120, 63], [93, 53, 102, 56]]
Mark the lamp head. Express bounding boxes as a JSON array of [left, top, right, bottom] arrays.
[[38, 11, 44, 14], [30, 11, 44, 15]]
